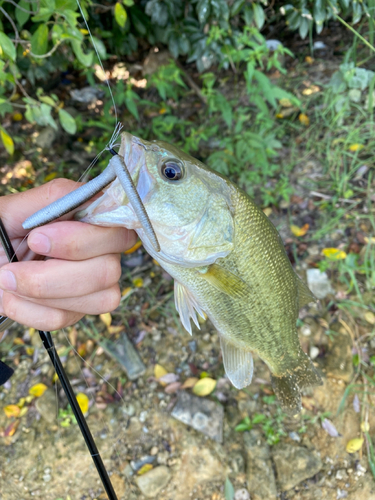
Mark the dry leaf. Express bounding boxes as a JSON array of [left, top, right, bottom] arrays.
[[108, 325, 124, 335], [3, 420, 19, 437], [76, 393, 89, 414], [29, 383, 48, 398], [322, 418, 340, 437], [263, 207, 272, 217], [124, 240, 142, 254], [99, 312, 112, 328], [302, 85, 320, 96], [299, 113, 310, 126], [305, 56, 314, 64], [138, 463, 153, 475], [192, 377, 216, 397], [348, 143, 364, 152], [181, 377, 199, 389], [154, 364, 168, 380], [132, 277, 143, 288], [364, 312, 375, 325], [291, 223, 309, 237], [122, 286, 132, 297], [4, 405, 20, 418], [158, 373, 179, 384], [346, 437, 364, 453], [361, 421, 370, 432], [25, 347, 34, 356], [322, 248, 347, 260], [165, 382, 181, 394]]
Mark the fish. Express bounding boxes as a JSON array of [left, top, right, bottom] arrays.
[[72, 131, 322, 415]]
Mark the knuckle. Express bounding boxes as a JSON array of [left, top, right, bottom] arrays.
[[101, 255, 122, 288]]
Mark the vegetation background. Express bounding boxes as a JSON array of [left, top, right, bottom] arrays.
[[0, 1, 375, 499]]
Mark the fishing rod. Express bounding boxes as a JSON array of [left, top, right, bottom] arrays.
[[0, 217, 118, 500]]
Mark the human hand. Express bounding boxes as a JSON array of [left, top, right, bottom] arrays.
[[0, 179, 136, 331]]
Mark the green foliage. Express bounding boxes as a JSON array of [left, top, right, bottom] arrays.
[[235, 410, 287, 445]]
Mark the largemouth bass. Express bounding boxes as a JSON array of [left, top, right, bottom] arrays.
[[74, 132, 322, 414]]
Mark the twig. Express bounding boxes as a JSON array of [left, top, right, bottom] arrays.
[[0, 6, 19, 44], [28, 40, 63, 59], [174, 60, 207, 105], [4, 0, 39, 14], [310, 190, 362, 204]]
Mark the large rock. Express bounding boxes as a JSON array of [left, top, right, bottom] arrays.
[[244, 430, 277, 500], [272, 444, 322, 491], [136, 466, 171, 498]]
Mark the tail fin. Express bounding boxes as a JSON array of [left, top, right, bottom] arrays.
[[271, 352, 322, 415]]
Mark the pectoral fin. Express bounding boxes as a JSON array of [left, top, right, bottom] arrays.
[[174, 281, 206, 335], [198, 264, 250, 299], [220, 335, 254, 389]]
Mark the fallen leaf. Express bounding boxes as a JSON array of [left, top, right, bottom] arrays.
[[159, 107, 167, 114], [121, 286, 132, 297], [305, 56, 314, 64], [99, 312, 112, 328], [25, 347, 34, 356], [348, 143, 364, 152], [44, 172, 57, 182], [279, 98, 293, 107], [291, 223, 309, 237], [3, 405, 20, 418], [181, 377, 199, 389], [3, 420, 19, 437], [29, 383, 48, 398], [19, 407, 28, 418], [154, 364, 168, 380], [12, 112, 23, 121], [158, 373, 179, 384], [132, 277, 143, 288], [299, 113, 310, 126], [361, 421, 370, 432], [192, 377, 216, 397], [165, 381, 181, 393], [322, 418, 340, 437], [76, 392, 89, 414], [13, 338, 24, 345], [137, 463, 153, 475], [124, 240, 142, 254], [322, 248, 347, 260], [346, 437, 364, 453], [17, 398, 25, 409], [108, 325, 124, 335], [263, 207, 272, 217], [364, 312, 375, 325], [364, 236, 375, 244], [302, 85, 320, 95]]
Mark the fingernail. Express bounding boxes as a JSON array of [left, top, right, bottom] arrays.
[[29, 232, 51, 254], [0, 270, 17, 291]]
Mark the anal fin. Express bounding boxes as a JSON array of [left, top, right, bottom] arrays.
[[174, 281, 205, 335], [220, 335, 253, 389]]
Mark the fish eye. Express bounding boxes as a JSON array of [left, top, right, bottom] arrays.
[[161, 160, 184, 181]]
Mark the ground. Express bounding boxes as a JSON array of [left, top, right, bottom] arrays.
[[0, 21, 375, 500]]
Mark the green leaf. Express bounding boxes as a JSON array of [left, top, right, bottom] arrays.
[[123, 0, 134, 5], [39, 96, 56, 106], [0, 32, 16, 61], [0, 129, 14, 155], [31, 8, 54, 23], [224, 477, 235, 500], [31, 24, 49, 55], [125, 92, 139, 120], [71, 40, 93, 67], [253, 3, 265, 29], [92, 36, 107, 60], [16, 0, 32, 27], [197, 0, 211, 24], [115, 2, 127, 28], [58, 109, 77, 134]]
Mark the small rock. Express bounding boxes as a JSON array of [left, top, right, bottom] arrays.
[[234, 488, 251, 500], [272, 444, 322, 491], [150, 446, 158, 456], [101, 332, 146, 380], [306, 269, 334, 299], [324, 325, 353, 382], [171, 391, 224, 442], [70, 86, 103, 104], [110, 474, 126, 498], [35, 389, 57, 423], [131, 455, 155, 472], [336, 469, 349, 481], [244, 430, 277, 500], [337, 488, 348, 499], [310, 346, 320, 359], [136, 466, 171, 498]]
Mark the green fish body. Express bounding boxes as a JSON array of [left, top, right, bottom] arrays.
[[78, 132, 322, 414]]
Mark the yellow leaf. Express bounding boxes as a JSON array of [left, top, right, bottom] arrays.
[[76, 392, 89, 414], [322, 248, 347, 260], [99, 312, 112, 327], [25, 395, 34, 404], [108, 325, 124, 335], [137, 463, 153, 475], [121, 286, 132, 297], [154, 364, 168, 380], [364, 237, 375, 244], [181, 377, 199, 389], [276, 113, 284, 119], [17, 398, 26, 408], [29, 383, 48, 398], [192, 377, 216, 397], [279, 98, 293, 107], [302, 85, 320, 96], [305, 56, 314, 64], [348, 143, 364, 152], [291, 223, 309, 237], [79, 29, 89, 35], [44, 172, 57, 182], [132, 277, 143, 288], [200, 371, 210, 379], [25, 347, 34, 356], [159, 107, 167, 114], [52, 373, 59, 383], [361, 421, 370, 432], [13, 338, 24, 345], [4, 404, 20, 418], [19, 407, 28, 418], [299, 113, 310, 126], [124, 240, 142, 254], [12, 112, 23, 121], [0, 129, 14, 155], [364, 312, 375, 325], [346, 437, 364, 453]]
